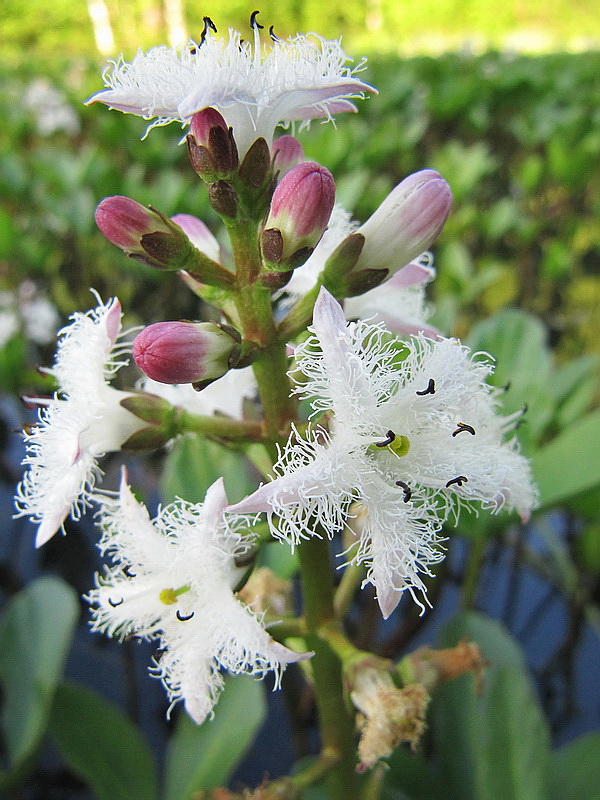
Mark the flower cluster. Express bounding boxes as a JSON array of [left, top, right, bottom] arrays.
[[14, 16, 537, 756]]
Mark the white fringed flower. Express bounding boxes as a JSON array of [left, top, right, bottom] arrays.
[[86, 20, 375, 156], [14, 296, 144, 547], [89, 471, 310, 724], [283, 205, 437, 335], [231, 288, 537, 618]]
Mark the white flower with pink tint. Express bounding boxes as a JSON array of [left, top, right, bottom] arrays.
[[86, 15, 376, 156], [89, 470, 311, 724], [231, 288, 537, 618], [15, 296, 144, 547]]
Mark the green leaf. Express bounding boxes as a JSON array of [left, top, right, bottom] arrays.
[[164, 675, 266, 800], [480, 667, 549, 800], [531, 409, 600, 507], [432, 611, 550, 800], [0, 577, 78, 770], [48, 682, 158, 800], [465, 309, 554, 446], [549, 732, 600, 800], [161, 435, 256, 505], [383, 745, 443, 800]]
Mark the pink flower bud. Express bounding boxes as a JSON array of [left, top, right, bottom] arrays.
[[190, 107, 229, 147], [133, 321, 239, 386], [262, 162, 335, 269], [188, 108, 238, 178], [272, 135, 305, 177], [95, 196, 171, 251], [355, 170, 452, 275]]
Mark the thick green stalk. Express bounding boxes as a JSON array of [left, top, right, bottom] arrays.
[[298, 537, 358, 797], [228, 217, 295, 438]]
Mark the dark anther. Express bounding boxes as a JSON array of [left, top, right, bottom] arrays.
[[395, 480, 412, 502], [446, 475, 468, 488], [522, 403, 528, 414], [269, 24, 280, 41], [416, 378, 436, 396], [503, 381, 512, 392], [452, 422, 476, 437], [375, 430, 396, 447], [250, 10, 264, 29], [176, 609, 195, 622], [199, 16, 217, 45], [124, 565, 136, 578], [108, 597, 123, 607]]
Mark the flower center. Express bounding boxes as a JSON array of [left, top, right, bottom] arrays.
[[159, 584, 191, 605], [370, 429, 411, 457]]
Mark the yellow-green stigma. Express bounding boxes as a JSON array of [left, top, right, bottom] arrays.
[[159, 584, 191, 605], [370, 429, 410, 457]]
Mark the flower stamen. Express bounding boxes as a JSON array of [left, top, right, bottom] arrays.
[[250, 10, 264, 29], [446, 476, 468, 488], [108, 597, 123, 607], [416, 378, 436, 396], [452, 422, 476, 437], [395, 480, 412, 502], [176, 609, 195, 622], [375, 430, 396, 447]]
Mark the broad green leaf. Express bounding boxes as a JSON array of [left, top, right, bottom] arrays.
[[0, 577, 78, 769], [465, 309, 553, 445], [161, 434, 256, 505], [431, 673, 484, 800], [383, 745, 443, 800], [164, 675, 266, 800], [531, 409, 600, 507], [49, 682, 158, 800], [549, 732, 600, 800], [480, 666, 549, 800], [432, 611, 550, 800]]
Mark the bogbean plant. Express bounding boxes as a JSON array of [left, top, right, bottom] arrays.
[[14, 14, 537, 798]]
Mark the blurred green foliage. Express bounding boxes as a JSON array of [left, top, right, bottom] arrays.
[[1, 49, 598, 381], [1, 0, 600, 60]]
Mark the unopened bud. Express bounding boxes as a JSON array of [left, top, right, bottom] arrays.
[[356, 170, 452, 275], [323, 171, 451, 297], [96, 196, 194, 269], [133, 321, 240, 386], [261, 162, 335, 271], [187, 108, 238, 179], [272, 135, 305, 177]]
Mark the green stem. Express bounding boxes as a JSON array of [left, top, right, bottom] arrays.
[[228, 216, 296, 439], [298, 537, 358, 797], [461, 535, 486, 609], [178, 410, 263, 442]]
